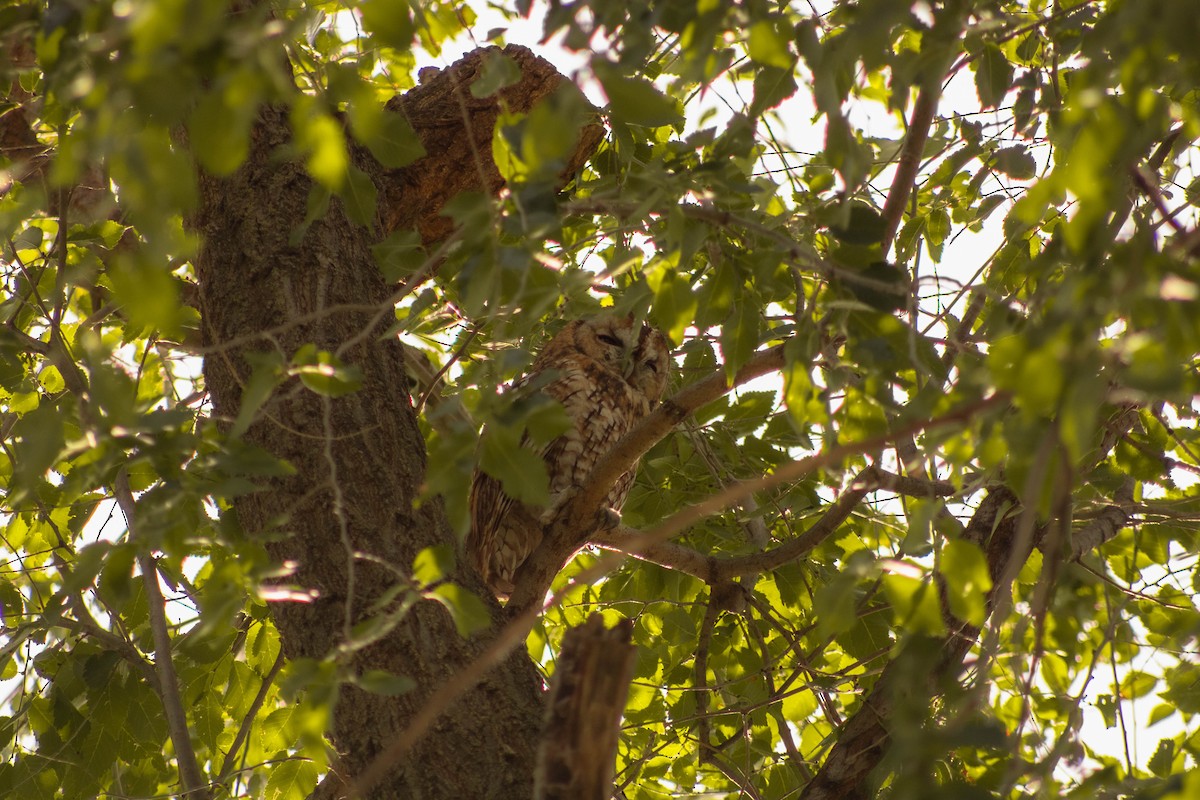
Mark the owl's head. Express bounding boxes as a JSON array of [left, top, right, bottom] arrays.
[[562, 315, 671, 402]]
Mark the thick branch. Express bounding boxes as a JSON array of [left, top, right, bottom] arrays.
[[374, 44, 603, 245], [593, 468, 961, 583]]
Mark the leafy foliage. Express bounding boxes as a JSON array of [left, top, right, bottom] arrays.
[[2, 0, 1200, 798]]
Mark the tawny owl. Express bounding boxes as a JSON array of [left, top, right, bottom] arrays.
[[468, 315, 671, 599]]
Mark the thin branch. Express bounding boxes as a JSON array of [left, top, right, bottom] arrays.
[[591, 452, 990, 586], [217, 650, 287, 785], [710, 483, 870, 580], [114, 470, 211, 800], [693, 590, 720, 764], [880, 84, 941, 254], [705, 752, 764, 800]]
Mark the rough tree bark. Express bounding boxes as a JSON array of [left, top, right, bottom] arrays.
[[535, 615, 637, 800], [192, 45, 600, 799]]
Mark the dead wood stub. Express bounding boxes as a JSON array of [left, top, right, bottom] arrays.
[[536, 614, 637, 800], [378, 43, 604, 245]]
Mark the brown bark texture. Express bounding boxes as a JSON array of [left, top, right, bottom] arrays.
[[535, 615, 636, 800], [192, 45, 600, 799]]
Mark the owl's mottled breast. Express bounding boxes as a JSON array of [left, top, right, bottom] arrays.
[[467, 315, 671, 599]]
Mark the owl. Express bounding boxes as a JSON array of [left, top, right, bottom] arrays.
[[468, 315, 671, 599]]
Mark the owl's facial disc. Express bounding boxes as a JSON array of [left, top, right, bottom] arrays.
[[594, 329, 635, 377]]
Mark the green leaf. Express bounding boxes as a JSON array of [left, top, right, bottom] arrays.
[[1120, 670, 1157, 699], [1147, 703, 1177, 727], [289, 345, 363, 398], [883, 573, 946, 636], [351, 104, 426, 169], [231, 352, 285, 439], [189, 90, 252, 176], [751, 65, 798, 114], [594, 64, 681, 128], [263, 758, 320, 800], [479, 431, 550, 506], [10, 401, 65, 497], [720, 301, 759, 382], [292, 102, 348, 191], [359, 0, 415, 51], [107, 257, 188, 338], [430, 583, 491, 637], [747, 21, 794, 69], [993, 146, 1036, 180], [649, 268, 697, 346], [413, 544, 455, 586], [355, 669, 416, 696], [1148, 738, 1176, 778], [827, 203, 887, 246], [471, 50, 522, 98], [813, 572, 859, 641], [940, 539, 993, 626], [975, 43, 1013, 110], [372, 229, 426, 282], [339, 165, 378, 227]]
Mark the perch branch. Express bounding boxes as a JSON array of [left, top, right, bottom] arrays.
[[588, 438, 993, 588], [571, 344, 790, 524], [506, 343, 790, 611]]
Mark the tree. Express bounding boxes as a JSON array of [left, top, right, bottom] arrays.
[[2, 0, 1199, 798]]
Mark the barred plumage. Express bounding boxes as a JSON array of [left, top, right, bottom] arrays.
[[468, 316, 671, 599]]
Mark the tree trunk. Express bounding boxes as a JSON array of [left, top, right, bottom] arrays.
[[191, 45, 598, 799]]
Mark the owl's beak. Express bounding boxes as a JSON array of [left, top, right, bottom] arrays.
[[620, 347, 637, 382]]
